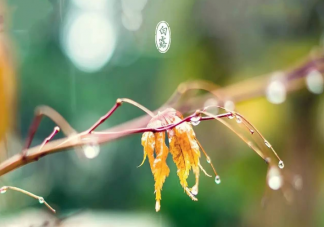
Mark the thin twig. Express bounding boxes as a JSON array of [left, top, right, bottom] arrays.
[[0, 186, 55, 213]]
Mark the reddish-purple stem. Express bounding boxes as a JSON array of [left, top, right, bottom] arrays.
[[22, 115, 43, 157], [87, 102, 121, 133], [38, 127, 60, 151], [93, 113, 231, 136]]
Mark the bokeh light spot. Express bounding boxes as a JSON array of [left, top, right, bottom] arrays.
[[62, 12, 116, 72]]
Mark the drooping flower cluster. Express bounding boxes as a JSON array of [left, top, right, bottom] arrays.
[[141, 108, 209, 212]]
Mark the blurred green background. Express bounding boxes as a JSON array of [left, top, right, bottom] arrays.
[[1, 0, 324, 226]]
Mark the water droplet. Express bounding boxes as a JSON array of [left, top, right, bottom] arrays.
[[306, 70, 323, 94], [266, 75, 286, 104], [215, 175, 221, 184], [191, 116, 201, 126], [190, 185, 198, 195], [228, 114, 234, 120], [250, 129, 254, 134], [38, 197, 44, 204], [264, 140, 271, 148], [278, 160, 284, 169], [206, 156, 211, 164], [0, 187, 7, 194], [236, 116, 242, 124]]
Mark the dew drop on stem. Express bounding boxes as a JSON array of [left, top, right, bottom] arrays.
[[264, 140, 271, 148], [191, 116, 201, 126], [191, 185, 198, 195], [236, 116, 242, 124], [39, 197, 45, 204], [278, 160, 284, 169], [215, 176, 221, 184]]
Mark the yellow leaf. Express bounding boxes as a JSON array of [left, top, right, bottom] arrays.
[[141, 108, 205, 211]]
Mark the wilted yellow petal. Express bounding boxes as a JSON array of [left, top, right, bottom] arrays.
[[141, 130, 170, 211], [152, 132, 170, 210], [169, 128, 190, 189], [169, 118, 201, 200], [137, 150, 147, 168], [141, 108, 206, 210], [141, 132, 155, 168]]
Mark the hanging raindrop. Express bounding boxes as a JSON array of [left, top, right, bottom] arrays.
[[38, 197, 45, 204], [191, 116, 201, 126], [190, 185, 198, 195], [206, 156, 211, 164], [236, 116, 242, 124], [278, 160, 284, 169], [215, 175, 221, 184]]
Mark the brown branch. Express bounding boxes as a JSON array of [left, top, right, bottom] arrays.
[[0, 50, 323, 177]]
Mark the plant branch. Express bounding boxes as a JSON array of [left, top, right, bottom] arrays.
[[0, 51, 323, 177], [0, 186, 55, 213]]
